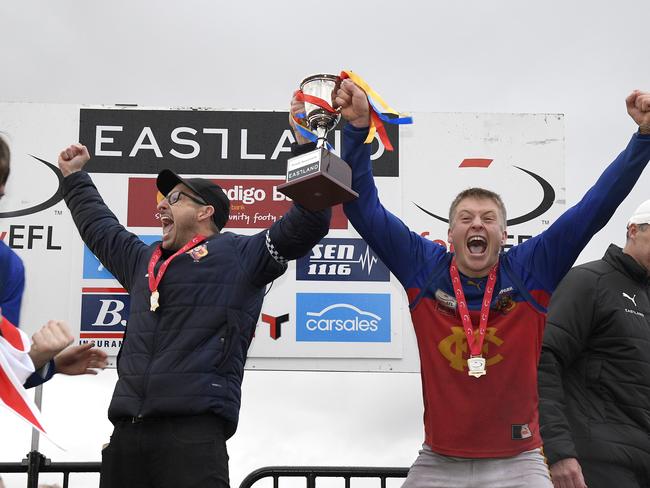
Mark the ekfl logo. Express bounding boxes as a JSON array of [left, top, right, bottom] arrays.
[[296, 293, 390, 343]]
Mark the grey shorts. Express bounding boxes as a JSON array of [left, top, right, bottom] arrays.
[[401, 445, 552, 488]]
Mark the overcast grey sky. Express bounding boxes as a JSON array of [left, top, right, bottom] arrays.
[[1, 0, 650, 487]]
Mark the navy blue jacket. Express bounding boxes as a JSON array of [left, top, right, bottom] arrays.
[[63, 171, 330, 437]]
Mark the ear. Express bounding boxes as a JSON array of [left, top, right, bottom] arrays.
[[197, 205, 215, 223], [447, 227, 453, 245], [500, 228, 508, 246]]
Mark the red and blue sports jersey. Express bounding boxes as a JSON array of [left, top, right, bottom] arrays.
[[342, 124, 650, 457]]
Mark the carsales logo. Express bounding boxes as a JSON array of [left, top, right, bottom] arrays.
[[296, 293, 390, 343]]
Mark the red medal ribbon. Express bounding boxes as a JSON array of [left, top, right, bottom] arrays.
[[148, 235, 206, 298], [449, 257, 498, 357]]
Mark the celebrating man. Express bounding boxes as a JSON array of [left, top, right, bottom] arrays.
[[290, 86, 650, 486], [57, 143, 330, 488]]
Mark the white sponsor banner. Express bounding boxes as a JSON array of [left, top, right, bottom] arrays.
[[0, 104, 564, 372]]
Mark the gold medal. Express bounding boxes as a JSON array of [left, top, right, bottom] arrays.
[[150, 290, 160, 312], [467, 356, 486, 378]]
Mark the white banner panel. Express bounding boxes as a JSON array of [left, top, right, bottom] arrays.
[[0, 105, 564, 372]]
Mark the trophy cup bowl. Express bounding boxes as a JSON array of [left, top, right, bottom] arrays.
[[301, 74, 342, 144], [277, 73, 358, 211]]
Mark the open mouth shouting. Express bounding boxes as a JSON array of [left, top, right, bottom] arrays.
[[467, 235, 488, 255], [160, 214, 174, 239]]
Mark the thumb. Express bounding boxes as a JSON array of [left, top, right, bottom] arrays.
[[75, 342, 95, 353], [626, 91, 639, 110]]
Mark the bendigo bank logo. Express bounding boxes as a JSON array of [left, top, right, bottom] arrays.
[[126, 177, 348, 230], [296, 238, 390, 282], [80, 288, 129, 346], [296, 293, 390, 343], [413, 158, 556, 226], [438, 326, 504, 372]]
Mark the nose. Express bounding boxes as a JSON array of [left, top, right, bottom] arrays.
[[470, 215, 483, 228], [156, 197, 169, 211]]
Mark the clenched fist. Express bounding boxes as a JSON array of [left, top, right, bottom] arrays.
[[58, 143, 90, 177], [28, 320, 74, 370], [626, 90, 650, 134], [333, 79, 371, 129]]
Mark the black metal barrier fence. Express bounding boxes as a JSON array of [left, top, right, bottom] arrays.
[[238, 466, 409, 488], [0, 451, 101, 488], [0, 455, 409, 488]]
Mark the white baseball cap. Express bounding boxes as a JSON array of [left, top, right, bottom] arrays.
[[628, 199, 650, 226]]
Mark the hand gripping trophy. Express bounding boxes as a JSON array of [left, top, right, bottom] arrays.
[[278, 73, 357, 211], [280, 71, 412, 211]]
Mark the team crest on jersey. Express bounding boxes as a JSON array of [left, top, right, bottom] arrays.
[[438, 326, 504, 372], [435, 289, 457, 309], [494, 291, 517, 314], [187, 243, 208, 262], [434, 289, 457, 317]]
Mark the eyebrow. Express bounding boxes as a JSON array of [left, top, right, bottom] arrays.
[[457, 209, 497, 216]]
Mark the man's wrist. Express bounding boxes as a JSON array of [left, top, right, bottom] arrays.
[[349, 117, 370, 129], [61, 167, 82, 178], [28, 350, 49, 370]]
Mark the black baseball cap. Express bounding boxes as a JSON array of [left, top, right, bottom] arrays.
[[156, 169, 230, 230]]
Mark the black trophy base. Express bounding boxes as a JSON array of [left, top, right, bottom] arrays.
[[277, 147, 359, 211]]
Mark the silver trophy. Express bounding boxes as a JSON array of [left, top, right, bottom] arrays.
[[278, 74, 358, 211], [302, 74, 342, 146]]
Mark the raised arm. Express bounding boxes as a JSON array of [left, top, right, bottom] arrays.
[[291, 81, 444, 287], [58, 144, 148, 289], [507, 90, 650, 292]]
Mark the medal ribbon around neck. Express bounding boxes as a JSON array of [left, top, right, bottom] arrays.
[[449, 257, 498, 358], [148, 234, 206, 311], [339, 70, 413, 151]]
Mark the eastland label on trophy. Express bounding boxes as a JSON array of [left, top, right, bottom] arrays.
[[285, 152, 322, 181]]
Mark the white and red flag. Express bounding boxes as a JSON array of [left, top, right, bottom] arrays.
[[0, 316, 48, 435]]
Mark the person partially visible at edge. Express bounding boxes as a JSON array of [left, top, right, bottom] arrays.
[[539, 198, 650, 488], [56, 142, 331, 488], [290, 87, 650, 487], [0, 135, 108, 387]]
